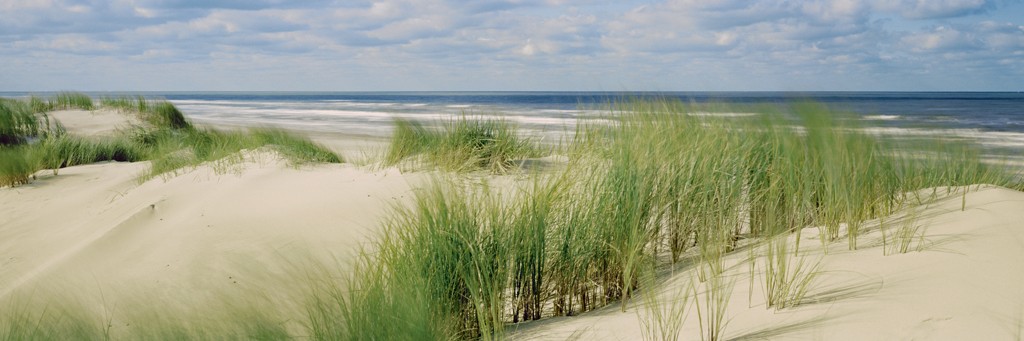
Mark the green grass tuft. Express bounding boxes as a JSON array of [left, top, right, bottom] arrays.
[[2, 96, 341, 186], [0, 99, 41, 145], [340, 98, 1020, 340], [49, 92, 94, 111], [100, 95, 150, 113], [3, 98, 1020, 339], [383, 116, 539, 173], [0, 146, 37, 187], [100, 95, 192, 130], [333, 181, 508, 340], [37, 135, 148, 175], [140, 127, 342, 180], [251, 128, 342, 165], [383, 118, 431, 166], [147, 101, 192, 130]]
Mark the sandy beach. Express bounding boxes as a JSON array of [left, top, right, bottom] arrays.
[[1, 109, 427, 325], [3, 106, 1024, 340], [510, 185, 1024, 340], [5, 0, 1023, 337]]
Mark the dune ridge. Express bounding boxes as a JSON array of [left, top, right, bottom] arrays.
[[0, 153, 424, 303]]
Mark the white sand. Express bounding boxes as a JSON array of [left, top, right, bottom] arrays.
[[510, 186, 1024, 340], [0, 156, 425, 299], [4, 111, 1024, 339], [46, 109, 140, 137], [0, 112, 427, 313]]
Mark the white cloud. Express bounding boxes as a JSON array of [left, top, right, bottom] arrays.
[[899, 21, 1024, 53], [0, 0, 1021, 90], [8, 34, 120, 56], [901, 26, 979, 51], [0, 0, 55, 11], [876, 0, 992, 19]]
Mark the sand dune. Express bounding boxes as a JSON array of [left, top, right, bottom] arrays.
[[510, 186, 1024, 340], [4, 109, 1024, 339], [0, 154, 425, 305], [45, 109, 140, 137]]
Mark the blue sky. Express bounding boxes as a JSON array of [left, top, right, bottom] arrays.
[[1, 0, 1022, 91]]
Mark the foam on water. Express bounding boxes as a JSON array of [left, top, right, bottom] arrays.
[[864, 115, 901, 120], [860, 126, 1024, 149], [688, 112, 759, 117], [172, 98, 600, 138], [56, 91, 1009, 158]]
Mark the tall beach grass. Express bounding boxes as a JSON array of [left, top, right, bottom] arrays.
[[383, 116, 539, 173], [2, 98, 1020, 339], [0, 99, 41, 145], [1, 96, 341, 187], [49, 92, 94, 111], [336, 98, 1019, 340]]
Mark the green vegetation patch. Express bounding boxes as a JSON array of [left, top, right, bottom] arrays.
[[101, 95, 191, 131], [0, 146, 36, 187], [49, 92, 95, 111], [0, 99, 41, 145], [340, 99, 1021, 340], [3, 98, 1020, 340], [0, 95, 342, 187], [383, 116, 540, 173]]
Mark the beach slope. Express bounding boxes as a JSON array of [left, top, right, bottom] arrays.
[[510, 185, 1024, 340]]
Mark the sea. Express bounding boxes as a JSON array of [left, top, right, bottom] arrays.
[[4, 91, 1023, 161]]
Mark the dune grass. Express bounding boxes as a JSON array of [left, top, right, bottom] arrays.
[[1, 299, 107, 341], [141, 128, 342, 180], [881, 205, 927, 255], [100, 95, 150, 114], [12, 92, 97, 113], [637, 271, 692, 341], [330, 181, 508, 340], [100, 95, 192, 131], [49, 92, 95, 111], [0, 290, 297, 341], [1, 93, 93, 145], [694, 274, 734, 341], [0, 147, 36, 187], [28, 96, 52, 114], [147, 101, 192, 130], [335, 99, 1019, 340], [0, 96, 341, 187], [383, 117, 539, 173], [383, 118, 432, 166], [0, 99, 41, 145], [251, 128, 342, 165], [2, 98, 1019, 339], [760, 235, 821, 310], [37, 135, 148, 175]]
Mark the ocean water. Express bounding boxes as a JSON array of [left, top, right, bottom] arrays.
[[171, 92, 1024, 158], [4, 91, 1023, 158]]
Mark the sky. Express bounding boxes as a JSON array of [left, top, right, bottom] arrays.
[[1, 0, 1022, 91]]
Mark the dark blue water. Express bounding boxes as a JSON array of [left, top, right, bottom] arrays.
[[151, 91, 1024, 132], [4, 91, 1023, 157]]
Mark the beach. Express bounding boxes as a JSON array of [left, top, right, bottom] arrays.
[[1, 108, 430, 334], [5, 0, 1023, 337], [5, 0, 1024, 337], [2, 100, 1024, 340], [510, 185, 1024, 340]]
